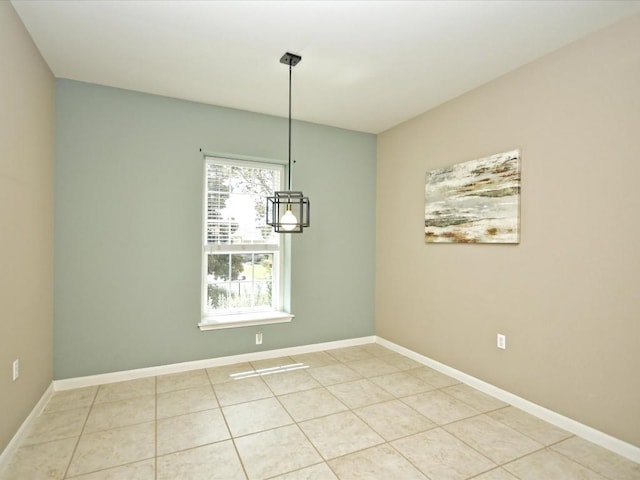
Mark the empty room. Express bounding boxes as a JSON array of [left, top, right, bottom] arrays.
[[1, 1, 639, 479]]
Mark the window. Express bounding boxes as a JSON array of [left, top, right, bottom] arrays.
[[199, 156, 292, 330]]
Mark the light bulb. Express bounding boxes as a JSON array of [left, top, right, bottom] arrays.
[[280, 205, 298, 231]]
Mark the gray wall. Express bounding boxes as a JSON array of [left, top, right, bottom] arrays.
[[54, 80, 376, 379], [376, 14, 640, 447], [0, 2, 54, 453]]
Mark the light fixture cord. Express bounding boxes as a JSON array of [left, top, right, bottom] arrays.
[[287, 61, 292, 190]]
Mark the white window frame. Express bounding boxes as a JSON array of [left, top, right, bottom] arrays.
[[199, 154, 293, 331]]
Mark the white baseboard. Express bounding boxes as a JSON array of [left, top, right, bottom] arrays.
[[375, 336, 640, 464], [53, 335, 376, 391], [0, 383, 53, 476]]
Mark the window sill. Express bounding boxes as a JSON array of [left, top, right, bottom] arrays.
[[198, 311, 294, 331]]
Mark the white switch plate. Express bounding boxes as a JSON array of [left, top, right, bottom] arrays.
[[12, 359, 19, 381], [255, 333, 263, 345], [497, 334, 506, 350]]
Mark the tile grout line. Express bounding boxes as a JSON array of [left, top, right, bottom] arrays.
[[351, 356, 622, 480], [295, 348, 419, 478], [426, 390, 616, 479], [245, 358, 326, 478], [547, 440, 619, 480], [265, 369, 331, 479], [315, 347, 431, 479], [299, 348, 390, 478], [313, 348, 504, 479], [61, 386, 99, 479], [225, 348, 383, 478], [500, 442, 616, 480], [206, 367, 252, 480], [333, 348, 459, 479], [391, 390, 533, 477]]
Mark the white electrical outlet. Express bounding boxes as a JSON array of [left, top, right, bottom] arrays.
[[497, 334, 506, 350], [255, 333, 263, 345], [12, 359, 19, 381]]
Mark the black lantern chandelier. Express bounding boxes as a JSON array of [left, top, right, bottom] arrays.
[[266, 52, 310, 233]]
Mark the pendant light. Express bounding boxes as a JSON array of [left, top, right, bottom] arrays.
[[266, 52, 310, 233]]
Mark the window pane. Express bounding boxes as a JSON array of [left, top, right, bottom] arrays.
[[207, 164, 234, 244], [253, 254, 273, 280], [207, 254, 230, 280], [207, 283, 230, 310], [234, 253, 252, 280], [253, 281, 272, 308], [206, 161, 280, 246]]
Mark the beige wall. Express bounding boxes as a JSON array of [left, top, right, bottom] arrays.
[[376, 14, 640, 447], [0, 2, 54, 453]]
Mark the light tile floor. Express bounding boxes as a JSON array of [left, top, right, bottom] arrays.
[[2, 344, 639, 479]]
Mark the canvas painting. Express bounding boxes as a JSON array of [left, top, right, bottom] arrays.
[[425, 150, 521, 243]]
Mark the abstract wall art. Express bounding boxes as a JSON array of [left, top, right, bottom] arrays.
[[424, 149, 521, 243]]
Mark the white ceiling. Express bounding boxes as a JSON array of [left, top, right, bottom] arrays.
[[11, 0, 640, 134]]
